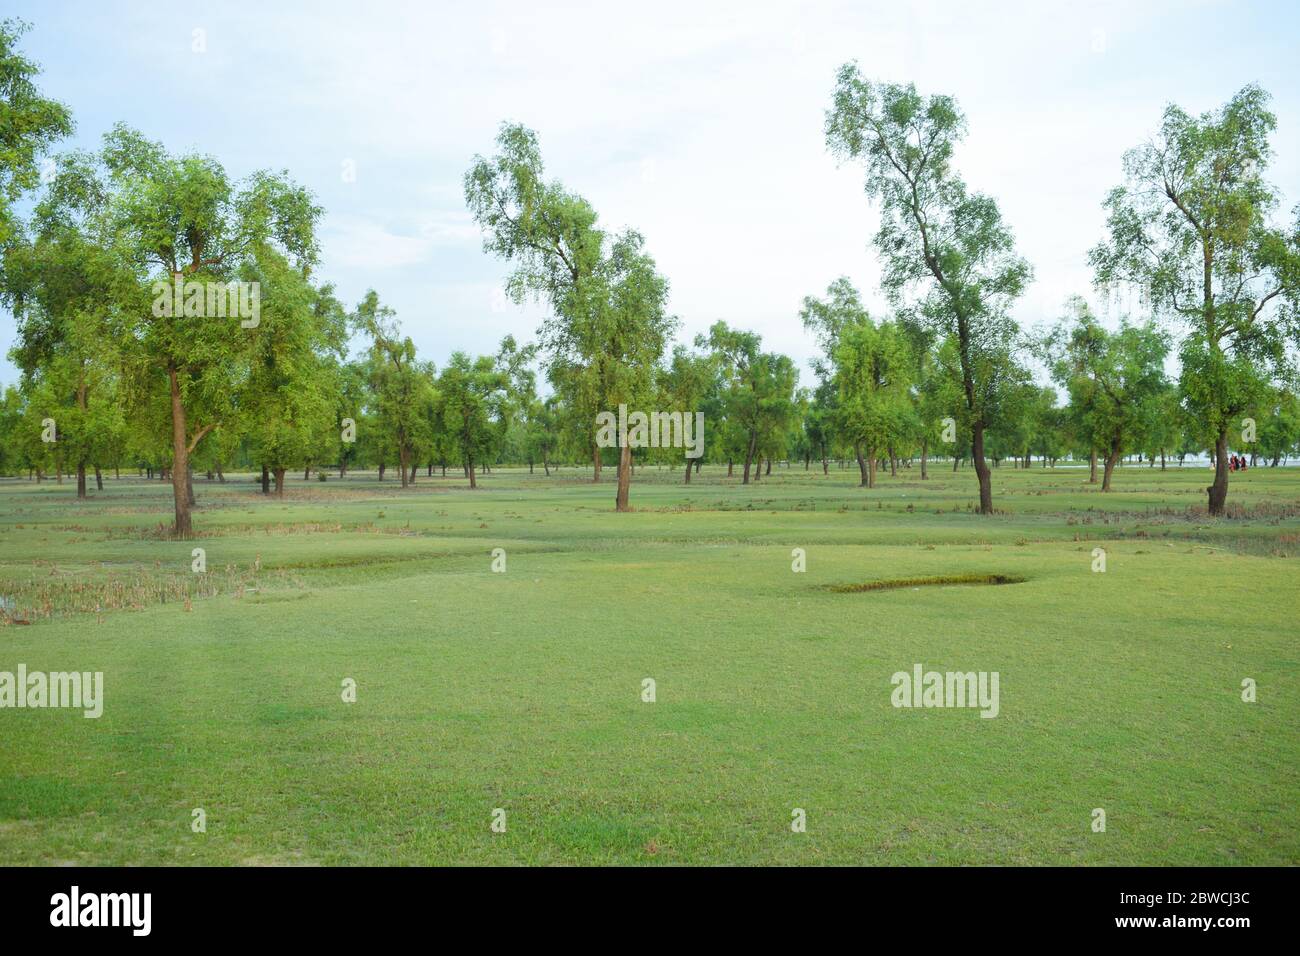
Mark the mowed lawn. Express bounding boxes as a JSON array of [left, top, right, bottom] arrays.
[[0, 462, 1297, 865]]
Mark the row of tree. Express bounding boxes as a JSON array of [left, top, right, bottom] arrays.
[[1, 22, 1297, 535]]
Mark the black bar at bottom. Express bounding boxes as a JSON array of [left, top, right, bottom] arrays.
[[0, 865, 1285, 942]]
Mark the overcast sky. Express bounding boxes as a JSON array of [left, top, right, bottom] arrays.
[[3, 0, 1298, 388]]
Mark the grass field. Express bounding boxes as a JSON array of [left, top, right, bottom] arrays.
[[1, 461, 1297, 865]]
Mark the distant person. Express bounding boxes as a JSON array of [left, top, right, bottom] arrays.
[[1240, 456, 1247, 472]]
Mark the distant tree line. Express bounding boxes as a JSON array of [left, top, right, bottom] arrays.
[[1, 20, 1298, 535]]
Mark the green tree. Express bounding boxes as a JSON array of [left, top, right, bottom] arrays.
[[657, 345, 715, 483], [1257, 391, 1300, 466], [353, 291, 433, 488], [103, 124, 320, 534], [833, 317, 915, 487], [465, 122, 675, 511], [700, 322, 797, 485], [4, 150, 125, 497], [1090, 84, 1300, 514], [245, 259, 343, 495], [826, 64, 1032, 513], [1046, 305, 1170, 491], [495, 334, 540, 472], [437, 351, 507, 489], [0, 18, 73, 249]]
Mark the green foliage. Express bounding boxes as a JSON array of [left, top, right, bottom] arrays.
[[436, 350, 508, 482], [0, 19, 73, 247], [1091, 85, 1300, 508], [698, 321, 798, 480], [826, 64, 1031, 510]]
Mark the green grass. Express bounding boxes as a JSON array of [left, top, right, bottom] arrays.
[[0, 460, 1297, 865]]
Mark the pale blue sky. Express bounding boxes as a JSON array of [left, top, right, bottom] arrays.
[[3, 0, 1299, 387]]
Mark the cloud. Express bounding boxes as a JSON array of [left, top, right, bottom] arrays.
[[321, 217, 435, 271], [2, 0, 1298, 387]]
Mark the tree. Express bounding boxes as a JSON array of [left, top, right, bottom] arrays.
[[1139, 384, 1182, 470], [803, 380, 837, 474], [800, 276, 866, 381], [0, 385, 27, 476], [0, 19, 73, 249], [437, 351, 506, 489], [1040, 296, 1106, 483], [833, 317, 915, 487], [353, 291, 433, 488], [700, 322, 797, 484], [657, 345, 715, 483], [495, 334, 540, 472], [826, 64, 1032, 513], [1090, 85, 1300, 515], [1046, 304, 1169, 490], [333, 359, 368, 478], [103, 125, 320, 535], [4, 150, 125, 497], [244, 259, 343, 496], [1257, 391, 1300, 466], [465, 122, 675, 511]]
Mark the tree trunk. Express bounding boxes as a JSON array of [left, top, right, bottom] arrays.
[[683, 455, 692, 484], [304, 466, 310, 481], [467, 456, 477, 489], [888, 446, 897, 477], [920, 438, 929, 480], [1101, 440, 1121, 492], [76, 463, 87, 499], [743, 432, 757, 484], [854, 442, 869, 487], [379, 462, 386, 481], [972, 423, 993, 514], [592, 444, 602, 482], [274, 468, 286, 496], [615, 443, 632, 511], [168, 365, 193, 537], [399, 446, 410, 488], [95, 467, 103, 491], [261, 464, 270, 494], [1208, 430, 1229, 516], [727, 459, 733, 477]]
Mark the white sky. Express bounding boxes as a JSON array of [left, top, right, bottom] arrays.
[[3, 0, 1298, 388]]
